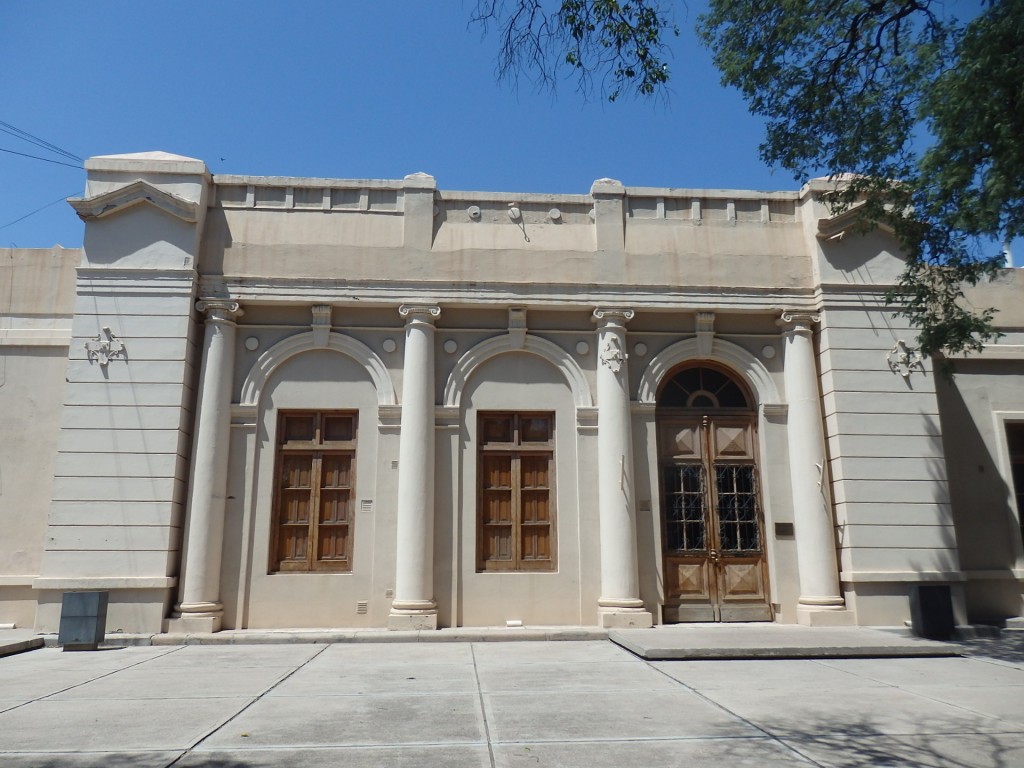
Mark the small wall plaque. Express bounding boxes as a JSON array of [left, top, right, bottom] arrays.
[[774, 522, 795, 538]]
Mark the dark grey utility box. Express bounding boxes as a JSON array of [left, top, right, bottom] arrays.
[[58, 591, 109, 651], [909, 584, 954, 641]]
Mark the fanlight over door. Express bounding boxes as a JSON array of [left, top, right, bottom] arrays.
[[657, 365, 772, 622]]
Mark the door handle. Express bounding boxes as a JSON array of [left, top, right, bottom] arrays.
[[709, 549, 720, 564]]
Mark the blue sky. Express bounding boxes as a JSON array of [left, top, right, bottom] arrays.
[[2, 1, 783, 248], [2, 1, 1014, 264]]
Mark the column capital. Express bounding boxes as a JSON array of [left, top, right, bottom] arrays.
[[399, 304, 441, 324], [776, 310, 820, 334], [592, 307, 635, 327], [196, 298, 243, 322]]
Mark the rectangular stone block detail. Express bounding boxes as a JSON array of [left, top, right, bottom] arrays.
[[59, 405, 190, 431], [37, 549, 179, 578], [821, 369, 935, 396], [823, 391, 940, 417], [839, 524, 959, 549], [71, 313, 192, 340], [825, 412, 943, 437], [54, 452, 184, 479], [62, 382, 195, 408], [48, 501, 182, 527], [66, 359, 195, 385], [818, 347, 897, 371], [57, 428, 189, 455], [831, 479, 950, 505], [826, 434, 944, 459], [839, 547, 961, 573], [44, 525, 180, 551], [830, 456, 948, 483], [834, 501, 954, 526], [51, 476, 186, 503], [73, 293, 196, 317], [818, 326, 903, 351]]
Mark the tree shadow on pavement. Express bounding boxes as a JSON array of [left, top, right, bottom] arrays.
[[956, 631, 1024, 665]]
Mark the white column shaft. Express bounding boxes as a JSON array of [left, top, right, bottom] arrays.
[[594, 312, 644, 609], [780, 313, 844, 607], [392, 306, 439, 615], [178, 301, 240, 614]]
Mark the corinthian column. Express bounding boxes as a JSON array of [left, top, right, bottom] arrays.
[[169, 299, 242, 633], [778, 310, 846, 623], [389, 304, 441, 630], [593, 308, 653, 628]]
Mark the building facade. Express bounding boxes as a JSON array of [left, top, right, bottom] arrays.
[[1, 151, 1022, 634]]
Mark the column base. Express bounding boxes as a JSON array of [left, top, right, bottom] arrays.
[[387, 612, 438, 631], [165, 614, 222, 633], [797, 605, 856, 627], [598, 608, 653, 629], [166, 602, 223, 633]]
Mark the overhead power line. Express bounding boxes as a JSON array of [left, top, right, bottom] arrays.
[[0, 147, 82, 169], [0, 193, 77, 231], [0, 120, 82, 162]]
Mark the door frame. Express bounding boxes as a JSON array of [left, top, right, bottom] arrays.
[[654, 363, 773, 623]]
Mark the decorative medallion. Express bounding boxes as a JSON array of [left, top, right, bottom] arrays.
[[887, 340, 925, 379], [85, 327, 126, 367], [600, 337, 627, 373]]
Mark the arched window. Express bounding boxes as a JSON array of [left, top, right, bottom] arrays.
[[657, 365, 751, 409]]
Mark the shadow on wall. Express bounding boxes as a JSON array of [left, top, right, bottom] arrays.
[[934, 365, 1021, 622]]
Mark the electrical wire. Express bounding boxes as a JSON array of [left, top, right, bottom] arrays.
[[0, 193, 77, 230], [0, 120, 82, 162], [0, 147, 81, 169]]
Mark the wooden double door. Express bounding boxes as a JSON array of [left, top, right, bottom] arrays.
[[659, 414, 772, 622]]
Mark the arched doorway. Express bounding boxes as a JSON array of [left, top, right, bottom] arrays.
[[657, 363, 772, 622]]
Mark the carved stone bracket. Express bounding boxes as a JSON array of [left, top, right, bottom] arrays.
[[508, 307, 527, 350], [85, 326, 126, 367], [887, 339, 925, 379], [696, 311, 715, 357], [311, 305, 332, 348]]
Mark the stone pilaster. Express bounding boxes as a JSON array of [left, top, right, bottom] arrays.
[[778, 310, 847, 624], [168, 299, 242, 633], [389, 304, 441, 630], [593, 308, 653, 628]]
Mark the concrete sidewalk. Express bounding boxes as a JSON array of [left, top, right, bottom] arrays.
[[2, 623, 959, 658], [1, 636, 1023, 767]]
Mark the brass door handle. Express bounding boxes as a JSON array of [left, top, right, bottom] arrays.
[[709, 549, 720, 563]]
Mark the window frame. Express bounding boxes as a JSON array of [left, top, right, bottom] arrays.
[[270, 410, 357, 574], [476, 411, 557, 573], [1006, 421, 1024, 548]]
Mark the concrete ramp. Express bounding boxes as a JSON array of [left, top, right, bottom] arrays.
[[610, 625, 960, 660]]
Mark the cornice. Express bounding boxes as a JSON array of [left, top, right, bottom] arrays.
[[817, 204, 896, 241], [69, 180, 199, 223]]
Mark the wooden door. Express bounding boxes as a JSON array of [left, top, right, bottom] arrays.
[[660, 415, 771, 622]]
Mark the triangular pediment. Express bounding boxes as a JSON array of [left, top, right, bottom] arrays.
[[68, 180, 199, 223], [817, 204, 897, 241]]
